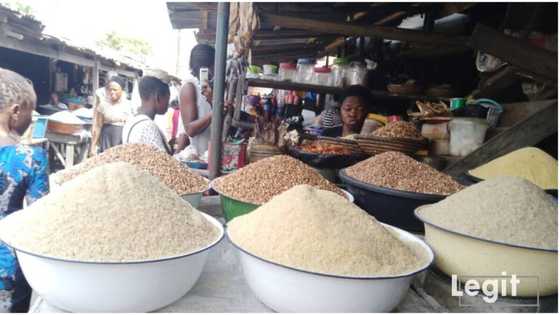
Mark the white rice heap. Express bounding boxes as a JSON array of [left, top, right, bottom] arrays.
[[418, 176, 557, 250], [0, 162, 220, 262], [228, 185, 427, 277]]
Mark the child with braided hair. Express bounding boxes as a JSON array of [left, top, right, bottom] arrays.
[[0, 68, 49, 312]]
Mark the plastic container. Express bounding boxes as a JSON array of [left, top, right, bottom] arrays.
[[332, 57, 349, 87], [295, 58, 315, 84], [360, 116, 384, 135], [312, 66, 332, 86], [450, 98, 466, 111], [345, 62, 367, 86], [431, 139, 450, 156], [278, 63, 297, 82], [339, 169, 446, 232], [449, 118, 489, 157], [421, 123, 449, 140], [262, 64, 277, 76]]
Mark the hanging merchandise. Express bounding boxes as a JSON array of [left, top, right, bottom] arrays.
[[475, 51, 506, 73]]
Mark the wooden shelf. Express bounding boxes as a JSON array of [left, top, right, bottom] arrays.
[[247, 78, 344, 95], [246, 78, 445, 101]]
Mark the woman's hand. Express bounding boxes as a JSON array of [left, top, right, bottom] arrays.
[[201, 82, 213, 106]]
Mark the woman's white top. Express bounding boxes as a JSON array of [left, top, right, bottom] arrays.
[[178, 78, 212, 156], [96, 89, 134, 127], [122, 114, 171, 153]]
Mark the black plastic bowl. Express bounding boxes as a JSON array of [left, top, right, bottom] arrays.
[[339, 170, 448, 232], [287, 146, 367, 169]]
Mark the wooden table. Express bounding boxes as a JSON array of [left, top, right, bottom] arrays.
[[46, 131, 91, 169]]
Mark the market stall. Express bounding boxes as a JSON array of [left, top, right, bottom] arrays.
[[0, 2, 557, 314]]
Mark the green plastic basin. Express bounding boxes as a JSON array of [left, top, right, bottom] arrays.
[[211, 179, 354, 222], [219, 194, 260, 222]]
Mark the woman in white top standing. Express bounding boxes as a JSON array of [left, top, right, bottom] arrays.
[[122, 75, 172, 154], [178, 44, 214, 157], [92, 76, 134, 153]]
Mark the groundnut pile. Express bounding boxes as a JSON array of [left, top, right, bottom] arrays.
[[213, 155, 344, 204], [372, 121, 423, 140], [346, 151, 463, 195], [53, 144, 208, 195]]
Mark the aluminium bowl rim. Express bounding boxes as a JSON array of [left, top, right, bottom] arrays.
[[226, 223, 434, 281]]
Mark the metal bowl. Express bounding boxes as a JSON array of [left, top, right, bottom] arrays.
[[11, 213, 224, 312], [227, 223, 433, 312], [415, 206, 558, 297], [181, 178, 210, 208]]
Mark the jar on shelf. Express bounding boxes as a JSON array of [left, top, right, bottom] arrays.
[[312, 66, 332, 86], [345, 61, 367, 86], [360, 113, 385, 135], [332, 57, 349, 88], [278, 62, 297, 82], [295, 58, 315, 84], [262, 64, 278, 81]]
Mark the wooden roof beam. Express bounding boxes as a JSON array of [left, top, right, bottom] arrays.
[[253, 30, 336, 39], [260, 14, 467, 51], [323, 10, 409, 55], [469, 24, 557, 82]]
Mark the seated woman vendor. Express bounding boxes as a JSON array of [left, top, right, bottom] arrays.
[[322, 85, 371, 138]]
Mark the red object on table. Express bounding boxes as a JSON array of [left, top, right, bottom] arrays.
[[387, 115, 401, 122]]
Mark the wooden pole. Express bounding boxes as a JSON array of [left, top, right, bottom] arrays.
[[208, 2, 230, 179]]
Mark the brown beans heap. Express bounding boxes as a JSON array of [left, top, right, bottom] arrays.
[[213, 155, 344, 204], [372, 121, 423, 140], [54, 144, 208, 195], [346, 151, 463, 195]]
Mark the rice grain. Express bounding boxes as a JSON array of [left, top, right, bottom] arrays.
[[418, 176, 557, 250], [0, 162, 220, 262], [228, 185, 426, 277]]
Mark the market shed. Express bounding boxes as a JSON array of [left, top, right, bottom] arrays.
[[167, 2, 557, 176], [0, 4, 143, 104]]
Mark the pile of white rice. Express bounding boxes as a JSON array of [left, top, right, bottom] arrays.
[[0, 162, 220, 262]]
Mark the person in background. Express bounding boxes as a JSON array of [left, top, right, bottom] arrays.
[[122, 76, 172, 154], [322, 85, 371, 138], [91, 76, 133, 153], [0, 68, 49, 313], [47, 92, 68, 111], [169, 99, 189, 153], [314, 99, 342, 130], [177, 44, 214, 157]]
